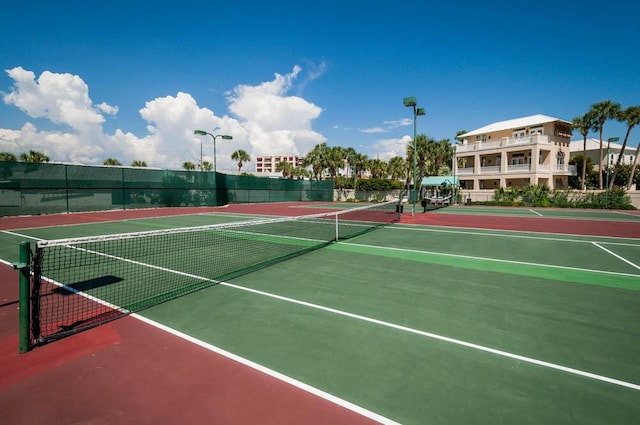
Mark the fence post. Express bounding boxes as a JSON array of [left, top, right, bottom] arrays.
[[13, 242, 31, 353]]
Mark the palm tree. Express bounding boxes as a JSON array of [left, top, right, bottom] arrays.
[[324, 146, 347, 178], [103, 158, 122, 166], [368, 158, 388, 179], [350, 152, 368, 178], [183, 161, 196, 171], [407, 134, 432, 184], [131, 160, 147, 167], [589, 100, 621, 188], [608, 106, 640, 189], [387, 156, 407, 181], [276, 160, 293, 178], [431, 139, 453, 175], [302, 142, 327, 180], [572, 112, 597, 190], [231, 150, 251, 173], [201, 161, 213, 171], [19, 150, 49, 163], [0, 152, 17, 162]]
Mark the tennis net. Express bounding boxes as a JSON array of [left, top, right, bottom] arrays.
[[27, 200, 400, 345]]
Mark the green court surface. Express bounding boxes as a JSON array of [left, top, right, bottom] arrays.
[[437, 206, 640, 221], [1, 212, 639, 424]]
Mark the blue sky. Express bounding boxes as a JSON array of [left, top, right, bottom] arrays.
[[1, 0, 638, 171]]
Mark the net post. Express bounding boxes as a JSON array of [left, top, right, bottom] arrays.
[[13, 242, 31, 353], [335, 213, 339, 242]]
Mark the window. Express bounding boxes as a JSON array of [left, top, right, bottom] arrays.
[[557, 151, 565, 166], [512, 129, 526, 139], [529, 126, 543, 135], [511, 154, 525, 165]]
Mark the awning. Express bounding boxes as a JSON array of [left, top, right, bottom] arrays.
[[420, 176, 459, 186]]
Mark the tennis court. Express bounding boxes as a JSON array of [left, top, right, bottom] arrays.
[[1, 203, 639, 424]]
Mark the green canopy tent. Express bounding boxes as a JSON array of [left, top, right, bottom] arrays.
[[419, 176, 459, 209], [420, 175, 459, 187]]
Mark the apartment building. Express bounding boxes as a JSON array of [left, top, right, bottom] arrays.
[[255, 155, 302, 173], [455, 114, 576, 191]]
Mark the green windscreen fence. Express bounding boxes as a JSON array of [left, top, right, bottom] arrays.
[[0, 162, 333, 216]]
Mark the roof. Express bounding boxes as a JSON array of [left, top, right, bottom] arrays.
[[459, 114, 571, 138], [421, 176, 459, 186], [570, 138, 624, 152]]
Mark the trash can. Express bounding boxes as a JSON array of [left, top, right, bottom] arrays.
[[396, 204, 403, 213], [465, 196, 472, 205]]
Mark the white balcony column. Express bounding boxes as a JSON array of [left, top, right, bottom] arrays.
[[474, 154, 481, 174], [530, 148, 539, 173], [500, 151, 507, 173]]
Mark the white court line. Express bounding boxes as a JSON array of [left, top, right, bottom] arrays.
[[592, 242, 640, 271], [528, 209, 543, 217], [132, 314, 401, 425], [212, 280, 640, 391], [0, 235, 400, 425], [344, 241, 640, 279], [390, 225, 640, 247], [4, 229, 640, 400]]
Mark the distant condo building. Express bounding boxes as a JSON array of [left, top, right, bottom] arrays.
[[255, 155, 302, 172]]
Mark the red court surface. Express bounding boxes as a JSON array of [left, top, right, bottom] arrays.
[[0, 261, 378, 425], [1, 203, 638, 424]]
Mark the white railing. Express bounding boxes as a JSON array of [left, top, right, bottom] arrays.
[[457, 167, 474, 175], [507, 164, 531, 172], [457, 134, 551, 153], [480, 166, 500, 174]]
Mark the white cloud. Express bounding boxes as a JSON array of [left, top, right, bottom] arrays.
[[227, 66, 325, 158], [372, 135, 411, 161], [384, 118, 412, 128], [359, 127, 387, 134], [2, 67, 116, 133], [0, 65, 327, 170]]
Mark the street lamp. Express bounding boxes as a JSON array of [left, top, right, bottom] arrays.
[[403, 96, 426, 216], [605, 136, 619, 208], [194, 129, 233, 173]]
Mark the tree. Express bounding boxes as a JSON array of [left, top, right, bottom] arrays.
[[569, 155, 597, 189], [387, 156, 407, 180], [350, 152, 369, 178], [103, 158, 122, 166], [324, 146, 347, 178], [407, 134, 432, 185], [430, 139, 453, 175], [291, 166, 308, 180], [368, 158, 388, 179], [572, 112, 597, 190], [231, 149, 251, 173], [607, 105, 640, 189], [201, 161, 212, 171], [589, 100, 621, 189], [183, 161, 196, 171], [276, 160, 294, 178], [0, 152, 17, 162], [19, 150, 49, 163], [302, 142, 327, 180], [131, 160, 147, 167]]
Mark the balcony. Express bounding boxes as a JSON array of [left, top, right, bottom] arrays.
[[479, 165, 500, 174], [507, 164, 531, 173], [457, 134, 551, 153]]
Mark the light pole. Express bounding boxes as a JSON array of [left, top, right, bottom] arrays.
[[605, 136, 619, 208], [403, 97, 426, 216], [452, 141, 458, 204], [194, 129, 233, 173]]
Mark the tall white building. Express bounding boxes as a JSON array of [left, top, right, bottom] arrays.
[[255, 155, 302, 173]]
